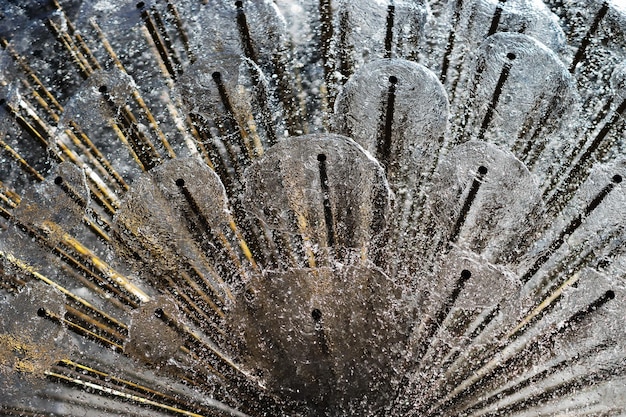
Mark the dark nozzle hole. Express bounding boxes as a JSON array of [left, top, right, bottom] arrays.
[[0, 99, 5, 105], [154, 308, 164, 318], [506, 52, 516, 60], [389, 75, 398, 84], [612, 174, 622, 184], [311, 308, 322, 322], [99, 85, 108, 93], [211, 71, 222, 81], [478, 166, 488, 175], [175, 178, 185, 187], [54, 176, 63, 185], [317, 154, 326, 162], [136, 2, 145, 9], [606, 290, 615, 300], [37, 308, 46, 317], [235, 0, 243, 7], [461, 269, 472, 279]]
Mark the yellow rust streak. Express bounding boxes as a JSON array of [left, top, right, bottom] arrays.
[[0, 138, 45, 181], [0, 37, 64, 113], [0, 251, 128, 331], [168, 102, 200, 156], [139, 25, 173, 82], [132, 90, 177, 158], [109, 121, 147, 171], [75, 32, 102, 71], [4, 102, 53, 151], [188, 264, 230, 305], [46, 18, 91, 78], [0, 184, 20, 205], [19, 78, 60, 122], [296, 212, 317, 268], [55, 135, 119, 215], [216, 229, 247, 277], [43, 308, 124, 351], [119, 105, 162, 162], [0, 191, 17, 208], [52, 0, 102, 72], [236, 85, 264, 158], [228, 218, 258, 271], [58, 232, 150, 303], [85, 166, 121, 211], [186, 114, 216, 169], [68, 121, 129, 191], [174, 317, 247, 378], [64, 127, 117, 191], [56, 138, 80, 165], [61, 29, 94, 75], [179, 270, 226, 318], [167, 283, 226, 335], [281, 167, 316, 267], [96, 15, 178, 157], [246, 113, 264, 157], [85, 177, 118, 216], [65, 305, 124, 341], [59, 359, 184, 402], [45, 371, 207, 417], [91, 20, 125, 72], [97, 15, 179, 162], [82, 217, 110, 242], [16, 97, 65, 161], [508, 272, 581, 338], [360, 246, 368, 262]]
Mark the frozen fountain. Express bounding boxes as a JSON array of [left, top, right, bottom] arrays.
[[0, 0, 625, 415]]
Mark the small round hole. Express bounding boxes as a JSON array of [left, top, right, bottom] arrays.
[[54, 176, 63, 185], [506, 52, 516, 60], [175, 178, 185, 187], [311, 308, 322, 322], [389, 75, 398, 84], [99, 85, 108, 93], [612, 174, 622, 184], [478, 166, 488, 175], [317, 154, 327, 162], [461, 269, 472, 279]]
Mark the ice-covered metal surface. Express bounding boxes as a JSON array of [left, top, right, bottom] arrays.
[[0, 0, 625, 416]]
